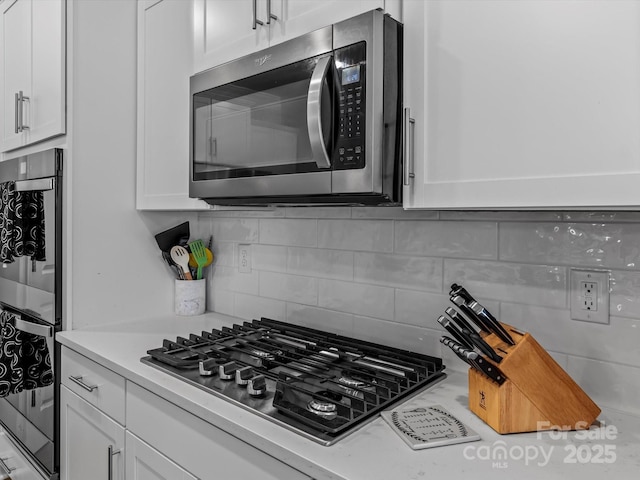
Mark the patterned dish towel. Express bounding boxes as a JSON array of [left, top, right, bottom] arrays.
[[0, 180, 46, 264], [0, 309, 53, 397]]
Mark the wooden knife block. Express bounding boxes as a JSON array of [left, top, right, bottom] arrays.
[[467, 324, 600, 434]]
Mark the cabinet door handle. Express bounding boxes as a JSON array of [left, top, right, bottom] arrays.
[[107, 445, 121, 480], [252, 0, 264, 29], [266, 0, 277, 24], [17, 91, 30, 133], [403, 107, 416, 186], [68, 375, 99, 392], [14, 92, 19, 134]]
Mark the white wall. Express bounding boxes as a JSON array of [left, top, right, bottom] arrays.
[[66, 0, 198, 329]]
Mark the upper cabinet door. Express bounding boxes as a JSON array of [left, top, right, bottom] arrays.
[[30, 0, 66, 145], [194, 0, 392, 73], [0, 0, 65, 153], [1, 0, 31, 150], [403, 0, 640, 209], [268, 0, 385, 46], [137, 0, 209, 210], [193, 0, 268, 73]]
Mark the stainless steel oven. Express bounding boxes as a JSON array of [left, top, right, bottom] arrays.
[[189, 9, 403, 206], [0, 148, 62, 480]]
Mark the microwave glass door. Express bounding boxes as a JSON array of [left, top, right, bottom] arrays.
[[192, 55, 334, 181]]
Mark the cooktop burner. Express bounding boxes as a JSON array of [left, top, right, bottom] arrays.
[[141, 317, 446, 445]]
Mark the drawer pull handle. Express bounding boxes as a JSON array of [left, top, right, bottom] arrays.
[[68, 375, 99, 392], [107, 445, 121, 480]]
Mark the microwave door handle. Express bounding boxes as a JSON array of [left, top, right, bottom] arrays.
[[307, 55, 332, 169]]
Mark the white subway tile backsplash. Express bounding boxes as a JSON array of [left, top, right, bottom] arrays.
[[285, 206, 352, 218], [199, 208, 640, 416], [500, 303, 640, 368], [354, 252, 442, 292], [563, 211, 640, 223], [318, 279, 395, 320], [395, 221, 498, 259], [233, 293, 286, 321], [609, 269, 640, 319], [317, 219, 394, 252], [259, 271, 318, 305], [351, 316, 442, 357], [287, 247, 354, 281], [207, 289, 235, 316], [440, 211, 562, 222], [500, 222, 640, 270], [210, 218, 259, 243], [252, 244, 288, 273], [394, 290, 450, 328], [286, 303, 354, 335], [567, 356, 640, 417], [444, 259, 567, 308], [260, 219, 317, 247], [205, 208, 286, 218], [211, 266, 259, 295], [211, 242, 235, 267], [351, 206, 438, 220]]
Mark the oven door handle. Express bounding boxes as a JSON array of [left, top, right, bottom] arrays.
[[14, 177, 54, 192], [14, 317, 53, 338], [307, 55, 333, 169]]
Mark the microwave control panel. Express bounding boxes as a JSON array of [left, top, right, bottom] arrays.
[[335, 42, 366, 170]]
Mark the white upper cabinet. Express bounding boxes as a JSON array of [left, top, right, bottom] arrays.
[[194, 0, 387, 73], [137, 0, 209, 210], [1, 0, 65, 152], [403, 0, 640, 209]]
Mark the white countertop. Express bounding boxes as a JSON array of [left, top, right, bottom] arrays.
[[56, 312, 640, 480]]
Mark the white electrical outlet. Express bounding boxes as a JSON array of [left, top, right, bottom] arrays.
[[238, 244, 252, 273], [570, 269, 609, 324]]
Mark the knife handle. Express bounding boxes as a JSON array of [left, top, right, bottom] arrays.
[[450, 295, 491, 333], [449, 283, 477, 304], [437, 316, 474, 350], [469, 301, 516, 346], [440, 336, 472, 365], [445, 307, 477, 334], [463, 328, 503, 363]]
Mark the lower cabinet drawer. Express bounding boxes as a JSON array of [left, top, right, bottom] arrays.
[[61, 346, 125, 424], [126, 383, 312, 480]]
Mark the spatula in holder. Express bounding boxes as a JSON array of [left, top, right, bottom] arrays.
[[467, 324, 601, 434]]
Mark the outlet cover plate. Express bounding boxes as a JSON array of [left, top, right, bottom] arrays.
[[570, 269, 610, 324], [238, 244, 252, 273]]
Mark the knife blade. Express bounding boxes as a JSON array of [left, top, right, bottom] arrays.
[[445, 307, 503, 363], [469, 300, 516, 346], [440, 337, 506, 385]]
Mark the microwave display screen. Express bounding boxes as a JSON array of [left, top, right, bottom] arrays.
[[341, 65, 360, 85]]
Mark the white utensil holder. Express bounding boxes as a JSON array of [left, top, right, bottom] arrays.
[[174, 279, 206, 316]]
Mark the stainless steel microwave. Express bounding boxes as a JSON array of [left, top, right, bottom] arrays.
[[189, 10, 403, 206]]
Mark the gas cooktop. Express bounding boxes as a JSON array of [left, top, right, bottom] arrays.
[[141, 317, 446, 445]]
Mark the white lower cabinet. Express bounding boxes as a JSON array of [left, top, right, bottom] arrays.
[[125, 432, 196, 480], [60, 386, 125, 480], [126, 382, 312, 480], [60, 347, 313, 480]]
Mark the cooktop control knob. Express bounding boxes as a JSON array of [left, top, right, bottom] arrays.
[[219, 361, 237, 380], [199, 358, 218, 376], [247, 374, 267, 397], [235, 366, 253, 386]]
